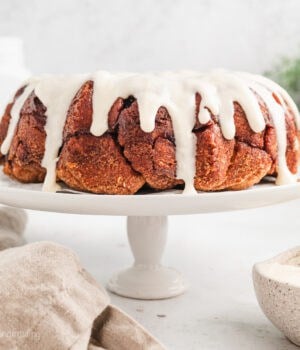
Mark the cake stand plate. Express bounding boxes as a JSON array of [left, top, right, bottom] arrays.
[[0, 172, 299, 299]]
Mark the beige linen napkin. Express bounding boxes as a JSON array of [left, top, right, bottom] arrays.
[[0, 241, 166, 350]]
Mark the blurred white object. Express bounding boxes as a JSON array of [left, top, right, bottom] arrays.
[[253, 248, 300, 346], [0, 206, 27, 251], [0, 37, 30, 114]]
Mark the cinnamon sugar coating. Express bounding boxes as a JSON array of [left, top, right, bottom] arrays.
[[0, 81, 298, 194]]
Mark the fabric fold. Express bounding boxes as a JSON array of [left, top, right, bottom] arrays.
[[0, 241, 166, 350]]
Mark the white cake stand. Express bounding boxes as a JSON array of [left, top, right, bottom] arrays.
[[0, 172, 299, 300]]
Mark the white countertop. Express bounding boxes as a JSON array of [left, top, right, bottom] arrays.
[[25, 199, 300, 350]]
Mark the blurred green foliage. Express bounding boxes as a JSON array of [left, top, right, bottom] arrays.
[[265, 57, 300, 107]]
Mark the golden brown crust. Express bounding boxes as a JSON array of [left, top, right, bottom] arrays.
[[0, 87, 25, 163], [194, 123, 235, 190], [57, 81, 145, 194], [117, 101, 183, 190], [0, 81, 298, 194], [285, 106, 299, 174], [3, 91, 46, 183], [215, 142, 272, 191], [193, 95, 273, 191], [57, 134, 145, 194], [0, 102, 13, 164]]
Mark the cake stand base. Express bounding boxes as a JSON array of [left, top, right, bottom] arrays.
[[107, 216, 187, 299], [1, 174, 300, 300]]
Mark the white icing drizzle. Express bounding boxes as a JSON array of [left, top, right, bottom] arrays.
[[188, 70, 266, 139], [1, 80, 38, 155], [35, 75, 87, 191], [1, 70, 299, 193], [238, 72, 297, 184], [242, 72, 300, 129], [161, 76, 197, 194], [92, 71, 197, 193]]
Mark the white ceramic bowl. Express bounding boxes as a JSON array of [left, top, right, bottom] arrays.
[[253, 247, 300, 346]]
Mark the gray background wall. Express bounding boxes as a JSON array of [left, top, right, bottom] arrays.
[[0, 0, 300, 74]]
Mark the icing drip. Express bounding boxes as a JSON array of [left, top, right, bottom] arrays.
[[238, 72, 297, 184], [1, 70, 299, 193], [162, 76, 197, 194], [35, 75, 87, 192], [92, 72, 197, 194], [1, 81, 38, 155], [91, 71, 121, 136], [243, 73, 300, 129], [91, 72, 166, 135], [191, 71, 266, 139]]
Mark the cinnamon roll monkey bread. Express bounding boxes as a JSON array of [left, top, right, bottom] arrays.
[[0, 70, 299, 194]]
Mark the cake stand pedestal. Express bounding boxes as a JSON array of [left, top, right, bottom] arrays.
[[108, 216, 186, 299], [0, 173, 299, 300]]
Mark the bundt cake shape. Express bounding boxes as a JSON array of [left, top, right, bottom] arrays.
[[0, 70, 299, 195]]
